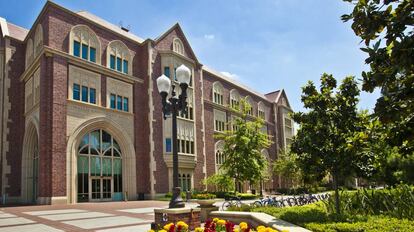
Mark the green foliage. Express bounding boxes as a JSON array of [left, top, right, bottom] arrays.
[[215, 98, 272, 187], [291, 73, 369, 214], [202, 174, 234, 192], [323, 185, 414, 219], [306, 216, 414, 232], [342, 0, 414, 154], [277, 186, 328, 195], [236, 193, 258, 200], [273, 149, 303, 188]]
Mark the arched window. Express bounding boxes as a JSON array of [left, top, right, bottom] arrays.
[[70, 25, 101, 64], [246, 96, 254, 116], [173, 38, 184, 55], [34, 24, 43, 57], [212, 81, 224, 105], [258, 101, 265, 120], [107, 40, 132, 75], [25, 39, 33, 68], [230, 89, 240, 109], [215, 140, 225, 172], [77, 129, 122, 202]]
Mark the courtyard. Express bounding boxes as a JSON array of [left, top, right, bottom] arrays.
[[0, 201, 170, 231]]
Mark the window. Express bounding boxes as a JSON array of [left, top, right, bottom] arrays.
[[214, 109, 226, 132], [123, 97, 129, 112], [230, 89, 240, 109], [258, 102, 265, 120], [164, 67, 170, 77], [90, 47, 96, 62], [34, 24, 43, 57], [110, 55, 116, 69], [213, 82, 224, 105], [70, 25, 101, 63], [73, 84, 80, 100], [173, 38, 184, 55], [110, 94, 116, 109], [116, 57, 122, 72], [178, 89, 194, 120], [117, 96, 122, 110], [25, 39, 34, 68], [81, 86, 88, 102], [73, 41, 81, 57], [110, 93, 129, 112], [107, 40, 131, 74], [177, 138, 194, 154], [179, 173, 191, 191], [89, 88, 96, 104], [165, 138, 172, 153], [215, 141, 225, 173], [246, 96, 254, 116]]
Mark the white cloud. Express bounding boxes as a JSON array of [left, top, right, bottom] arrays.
[[204, 34, 215, 40], [220, 71, 239, 80]]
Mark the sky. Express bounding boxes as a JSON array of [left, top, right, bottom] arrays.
[[0, 0, 380, 112]]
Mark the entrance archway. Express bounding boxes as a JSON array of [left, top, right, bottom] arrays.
[[77, 129, 123, 202], [66, 117, 136, 203], [21, 119, 39, 203]]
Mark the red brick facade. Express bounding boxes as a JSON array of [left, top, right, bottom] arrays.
[[0, 1, 293, 204]]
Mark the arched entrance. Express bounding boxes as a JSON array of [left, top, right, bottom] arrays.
[[66, 117, 137, 203], [77, 129, 123, 202], [21, 119, 39, 203]]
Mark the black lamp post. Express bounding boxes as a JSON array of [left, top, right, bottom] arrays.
[[156, 64, 191, 208]]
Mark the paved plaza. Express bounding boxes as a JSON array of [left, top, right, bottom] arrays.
[[0, 201, 173, 232]]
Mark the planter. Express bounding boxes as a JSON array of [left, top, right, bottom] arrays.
[[195, 199, 217, 207]]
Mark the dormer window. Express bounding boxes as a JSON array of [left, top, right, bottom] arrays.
[[70, 25, 101, 63], [213, 82, 224, 105], [173, 38, 184, 55], [107, 40, 132, 75]]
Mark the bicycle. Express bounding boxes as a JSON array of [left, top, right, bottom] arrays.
[[252, 196, 273, 207], [221, 196, 242, 210]]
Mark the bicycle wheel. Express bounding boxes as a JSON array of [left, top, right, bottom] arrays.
[[222, 201, 231, 211], [253, 201, 262, 207]]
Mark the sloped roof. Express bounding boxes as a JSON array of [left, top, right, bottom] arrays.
[[76, 11, 144, 43], [202, 65, 272, 102], [0, 17, 28, 41], [264, 90, 281, 102]]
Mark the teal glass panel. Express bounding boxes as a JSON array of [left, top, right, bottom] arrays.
[[112, 192, 123, 201], [164, 67, 170, 77], [89, 88, 96, 104], [77, 156, 89, 174], [113, 139, 121, 156], [123, 60, 128, 74], [110, 55, 115, 69], [110, 94, 116, 109], [81, 86, 88, 102], [90, 130, 100, 155], [90, 156, 101, 176], [113, 159, 122, 174], [117, 96, 122, 110], [102, 130, 111, 153], [73, 84, 80, 100], [102, 158, 112, 176], [79, 134, 89, 150], [73, 41, 80, 57], [116, 57, 122, 72], [90, 47, 96, 62], [123, 97, 128, 112], [82, 44, 88, 60]]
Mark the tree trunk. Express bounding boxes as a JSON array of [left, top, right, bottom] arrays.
[[332, 173, 340, 215], [234, 178, 238, 194]]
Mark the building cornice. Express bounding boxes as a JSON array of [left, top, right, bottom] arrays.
[[19, 46, 144, 84], [158, 50, 196, 65]]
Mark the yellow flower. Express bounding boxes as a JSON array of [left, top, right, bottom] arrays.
[[195, 227, 204, 232], [177, 221, 189, 230], [281, 230, 289, 232], [163, 223, 174, 231], [233, 229, 240, 232], [257, 226, 266, 232], [159, 230, 167, 232], [239, 222, 248, 230], [213, 218, 220, 223], [148, 230, 155, 232], [217, 219, 226, 226]]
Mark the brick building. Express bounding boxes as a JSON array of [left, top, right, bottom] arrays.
[[0, 2, 294, 205]]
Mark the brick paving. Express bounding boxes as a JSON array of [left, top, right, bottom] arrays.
[[0, 201, 170, 232]]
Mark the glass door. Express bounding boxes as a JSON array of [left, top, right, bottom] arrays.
[[102, 178, 112, 200], [91, 178, 101, 201]]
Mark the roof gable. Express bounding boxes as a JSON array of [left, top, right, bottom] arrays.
[[155, 23, 199, 63]]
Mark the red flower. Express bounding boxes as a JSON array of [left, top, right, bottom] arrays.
[[225, 221, 234, 232], [169, 224, 175, 232]]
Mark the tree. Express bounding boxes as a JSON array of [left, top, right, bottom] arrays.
[[202, 173, 235, 192], [341, 0, 414, 154], [273, 149, 303, 188], [215, 98, 272, 193], [291, 74, 370, 214]]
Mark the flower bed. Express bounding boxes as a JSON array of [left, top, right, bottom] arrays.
[[149, 218, 283, 232]]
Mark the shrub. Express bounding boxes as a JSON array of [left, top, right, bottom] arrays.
[[323, 184, 414, 219], [306, 216, 414, 232], [164, 191, 186, 199], [237, 193, 258, 200]]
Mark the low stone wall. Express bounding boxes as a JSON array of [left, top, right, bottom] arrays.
[[209, 211, 311, 232]]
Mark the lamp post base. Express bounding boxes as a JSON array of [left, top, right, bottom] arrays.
[[169, 187, 185, 208]]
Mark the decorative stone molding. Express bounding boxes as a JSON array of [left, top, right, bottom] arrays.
[[69, 24, 102, 64]]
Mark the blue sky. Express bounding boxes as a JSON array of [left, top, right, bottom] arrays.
[[0, 0, 380, 112]]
